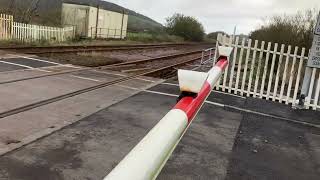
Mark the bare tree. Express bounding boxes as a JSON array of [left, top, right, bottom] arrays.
[[250, 9, 318, 50]]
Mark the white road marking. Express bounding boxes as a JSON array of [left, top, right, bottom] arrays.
[[0, 61, 52, 73], [118, 84, 320, 129], [70, 75, 101, 82], [8, 54, 78, 68], [144, 89, 179, 97], [91, 69, 156, 82], [161, 82, 246, 99], [8, 54, 61, 65], [0, 60, 33, 69]]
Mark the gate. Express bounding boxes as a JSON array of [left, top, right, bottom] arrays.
[[215, 34, 320, 110], [0, 14, 13, 40]]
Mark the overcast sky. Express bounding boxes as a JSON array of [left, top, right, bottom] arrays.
[[105, 0, 320, 34]]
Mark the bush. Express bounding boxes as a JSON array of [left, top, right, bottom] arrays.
[[166, 13, 205, 41], [250, 9, 318, 50]]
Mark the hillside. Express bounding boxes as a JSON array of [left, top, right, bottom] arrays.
[[0, 0, 163, 31]]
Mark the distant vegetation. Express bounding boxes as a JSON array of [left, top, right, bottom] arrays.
[[166, 13, 205, 41], [128, 15, 163, 32], [250, 9, 318, 50], [0, 0, 163, 32]]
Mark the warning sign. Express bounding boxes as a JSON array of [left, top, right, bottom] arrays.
[[307, 13, 320, 68], [307, 35, 320, 68], [316, 14, 320, 35]]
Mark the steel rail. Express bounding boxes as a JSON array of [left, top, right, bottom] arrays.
[[0, 50, 205, 85], [101, 50, 203, 68], [0, 56, 204, 119], [0, 43, 213, 54]]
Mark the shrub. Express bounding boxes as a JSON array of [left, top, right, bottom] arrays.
[[249, 9, 319, 50], [165, 13, 205, 41]]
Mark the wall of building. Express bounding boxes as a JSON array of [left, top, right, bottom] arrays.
[[62, 3, 128, 39]]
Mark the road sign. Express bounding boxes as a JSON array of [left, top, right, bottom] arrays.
[[307, 12, 320, 68], [316, 14, 320, 35], [307, 35, 320, 68]]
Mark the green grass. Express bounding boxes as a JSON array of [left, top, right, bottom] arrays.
[[127, 32, 184, 43]]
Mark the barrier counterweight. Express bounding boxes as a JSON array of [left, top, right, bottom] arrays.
[[104, 48, 231, 180]]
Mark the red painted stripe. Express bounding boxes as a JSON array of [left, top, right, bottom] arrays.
[[216, 57, 228, 69], [173, 58, 229, 123], [174, 82, 211, 123]]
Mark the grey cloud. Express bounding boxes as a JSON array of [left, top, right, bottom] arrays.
[[105, 0, 320, 34]]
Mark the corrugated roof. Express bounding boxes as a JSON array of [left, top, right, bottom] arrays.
[[63, 0, 128, 14]]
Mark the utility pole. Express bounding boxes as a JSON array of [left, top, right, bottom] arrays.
[[233, 25, 237, 43], [120, 10, 125, 39], [297, 11, 320, 108], [95, 2, 100, 39]]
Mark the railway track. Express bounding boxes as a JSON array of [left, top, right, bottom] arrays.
[[0, 49, 205, 85], [0, 54, 206, 119], [0, 43, 212, 54]]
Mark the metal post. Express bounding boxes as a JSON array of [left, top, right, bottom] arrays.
[[95, 4, 100, 39], [120, 10, 125, 39], [200, 51, 205, 64]]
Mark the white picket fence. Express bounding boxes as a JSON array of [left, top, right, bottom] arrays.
[[0, 14, 13, 40], [215, 34, 320, 110], [0, 13, 75, 42], [12, 22, 75, 42]]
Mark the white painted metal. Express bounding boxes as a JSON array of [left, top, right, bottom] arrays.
[[234, 38, 245, 94], [313, 71, 320, 110], [259, 42, 272, 98], [216, 33, 320, 110], [272, 44, 285, 101], [306, 68, 317, 106], [279, 45, 291, 103], [218, 45, 234, 57], [241, 39, 252, 96], [12, 22, 75, 42], [247, 40, 258, 96], [253, 41, 265, 98], [292, 48, 306, 103], [266, 43, 278, 100], [228, 37, 239, 93], [222, 38, 233, 92], [0, 14, 13, 40], [286, 47, 299, 104], [178, 70, 208, 93], [105, 50, 231, 179], [0, 13, 74, 42]]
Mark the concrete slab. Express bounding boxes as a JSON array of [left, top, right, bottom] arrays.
[[0, 91, 242, 180], [225, 112, 320, 180], [0, 73, 319, 180], [245, 97, 320, 125], [0, 78, 161, 155], [0, 74, 98, 113], [0, 61, 26, 72], [158, 104, 242, 180], [1, 58, 56, 68], [0, 69, 47, 83]]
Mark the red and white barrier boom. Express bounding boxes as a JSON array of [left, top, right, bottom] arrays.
[[104, 46, 233, 180]]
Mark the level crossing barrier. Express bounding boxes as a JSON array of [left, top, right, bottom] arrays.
[[104, 46, 233, 180]]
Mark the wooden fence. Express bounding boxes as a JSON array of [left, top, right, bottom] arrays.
[[0, 14, 13, 40], [0, 13, 75, 42], [215, 34, 320, 110]]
